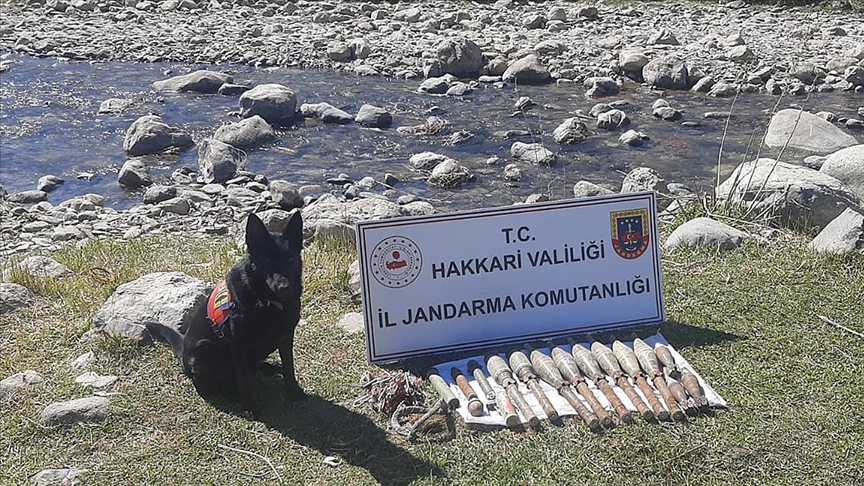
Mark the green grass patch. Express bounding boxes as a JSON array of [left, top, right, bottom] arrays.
[[2, 230, 862, 485]]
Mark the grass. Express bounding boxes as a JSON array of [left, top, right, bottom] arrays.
[[2, 219, 863, 485]]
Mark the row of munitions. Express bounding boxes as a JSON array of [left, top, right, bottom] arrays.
[[427, 339, 708, 432]]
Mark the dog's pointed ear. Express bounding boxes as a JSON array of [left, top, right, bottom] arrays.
[[246, 213, 278, 259], [283, 210, 303, 248]]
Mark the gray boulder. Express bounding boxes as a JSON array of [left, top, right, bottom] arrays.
[[502, 55, 551, 85], [198, 138, 243, 184], [6, 190, 46, 204], [118, 159, 151, 189], [428, 159, 472, 188], [355, 104, 392, 128], [819, 145, 864, 201], [40, 396, 110, 426], [553, 118, 590, 145], [409, 152, 449, 170], [716, 158, 863, 231], [573, 181, 614, 199], [511, 142, 556, 165], [92, 271, 211, 343], [436, 38, 484, 78], [621, 167, 667, 194], [29, 468, 87, 486], [238, 84, 297, 125], [123, 115, 193, 156], [665, 217, 749, 250], [37, 175, 64, 193], [269, 180, 304, 210], [98, 98, 133, 114], [336, 312, 365, 334], [584, 77, 620, 97], [619, 50, 650, 78], [299, 102, 354, 124], [765, 109, 859, 154], [0, 283, 35, 315], [0, 369, 42, 401], [10, 256, 71, 279], [213, 115, 275, 149], [301, 194, 406, 241], [642, 56, 689, 90], [808, 208, 864, 254], [152, 70, 233, 93], [597, 109, 630, 129]]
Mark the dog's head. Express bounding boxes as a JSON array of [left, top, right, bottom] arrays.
[[244, 211, 303, 302]]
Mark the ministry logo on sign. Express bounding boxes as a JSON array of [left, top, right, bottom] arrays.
[[610, 209, 650, 259], [370, 236, 423, 288]]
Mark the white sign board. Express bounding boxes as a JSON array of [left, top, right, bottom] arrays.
[[355, 192, 664, 363]]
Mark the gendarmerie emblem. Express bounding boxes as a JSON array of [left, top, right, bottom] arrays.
[[610, 209, 650, 259]]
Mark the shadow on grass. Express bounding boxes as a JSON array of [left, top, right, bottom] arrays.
[[660, 319, 742, 348], [205, 382, 443, 486]]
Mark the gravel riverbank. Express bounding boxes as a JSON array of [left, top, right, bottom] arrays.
[[2, 0, 863, 88]]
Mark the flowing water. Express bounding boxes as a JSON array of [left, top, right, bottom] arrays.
[[1, 54, 862, 211]]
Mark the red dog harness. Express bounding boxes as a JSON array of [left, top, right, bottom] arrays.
[[206, 280, 234, 338]]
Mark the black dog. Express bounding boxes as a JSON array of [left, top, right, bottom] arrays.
[[149, 211, 305, 418]]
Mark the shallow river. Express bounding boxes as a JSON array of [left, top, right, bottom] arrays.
[[1, 54, 861, 211]]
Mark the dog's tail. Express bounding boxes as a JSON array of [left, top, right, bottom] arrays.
[[144, 322, 185, 358]]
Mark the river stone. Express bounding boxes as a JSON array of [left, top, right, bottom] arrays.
[[445, 82, 472, 96], [765, 109, 859, 154], [619, 129, 649, 146], [819, 145, 864, 201], [336, 312, 365, 334], [12, 256, 71, 279], [653, 106, 682, 121], [347, 260, 361, 302], [74, 371, 118, 388], [502, 55, 551, 85], [58, 195, 99, 212], [808, 208, 864, 254], [845, 66, 864, 87], [37, 175, 64, 193], [301, 194, 404, 240], [511, 142, 555, 166], [393, 6, 421, 22], [117, 159, 151, 188], [98, 98, 133, 114], [123, 115, 193, 156], [409, 152, 448, 170], [40, 396, 110, 426], [300, 102, 354, 124], [239, 84, 297, 125], [436, 37, 484, 78], [269, 180, 303, 210], [29, 468, 87, 486], [573, 181, 615, 199], [622, 167, 667, 194], [152, 70, 232, 93], [418, 76, 450, 94], [92, 271, 210, 343], [213, 115, 275, 149], [355, 104, 392, 128], [553, 118, 590, 144], [642, 56, 689, 90], [0, 283, 35, 315], [153, 197, 191, 215], [665, 217, 749, 250], [428, 159, 471, 188], [198, 138, 243, 184], [584, 77, 620, 97], [597, 109, 630, 129], [327, 41, 354, 62], [0, 369, 43, 400], [6, 190, 47, 204], [143, 185, 176, 205], [716, 158, 863, 231], [619, 50, 650, 77], [503, 163, 522, 181]]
